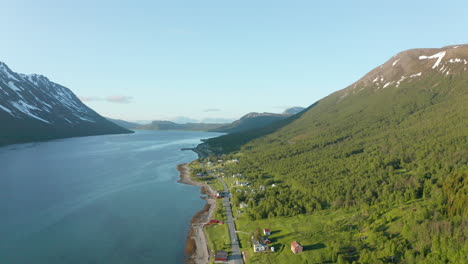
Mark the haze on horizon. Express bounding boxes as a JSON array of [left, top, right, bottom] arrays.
[[1, 0, 467, 122]]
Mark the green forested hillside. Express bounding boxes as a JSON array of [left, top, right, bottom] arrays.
[[201, 45, 468, 263]]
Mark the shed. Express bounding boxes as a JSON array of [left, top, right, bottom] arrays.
[[263, 228, 271, 236], [291, 241, 303, 254]]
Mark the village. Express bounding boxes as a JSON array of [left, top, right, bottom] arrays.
[[190, 157, 305, 264]]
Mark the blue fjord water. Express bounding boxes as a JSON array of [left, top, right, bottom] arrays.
[[0, 130, 220, 263]]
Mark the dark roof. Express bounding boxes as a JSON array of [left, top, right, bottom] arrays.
[[215, 250, 228, 259]]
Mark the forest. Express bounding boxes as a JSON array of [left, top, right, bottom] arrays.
[[199, 73, 468, 263]]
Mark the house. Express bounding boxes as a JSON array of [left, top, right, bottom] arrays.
[[263, 229, 271, 236], [236, 181, 250, 187], [214, 250, 228, 262], [271, 184, 277, 188], [253, 240, 268, 252], [259, 185, 266, 191], [291, 241, 303, 254], [240, 202, 248, 209]]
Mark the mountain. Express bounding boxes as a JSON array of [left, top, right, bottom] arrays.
[[106, 117, 139, 130], [0, 62, 133, 146], [199, 45, 467, 263], [170, 116, 235, 124], [282, 106, 305, 115], [136, 120, 227, 131], [170, 116, 199, 124], [210, 108, 305, 134], [210, 112, 289, 133], [138, 107, 304, 133]]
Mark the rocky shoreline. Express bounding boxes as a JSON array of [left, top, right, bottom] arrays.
[[177, 163, 216, 264]]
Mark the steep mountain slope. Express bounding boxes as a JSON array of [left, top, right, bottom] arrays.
[[0, 62, 132, 146], [137, 120, 226, 131], [201, 45, 468, 263]]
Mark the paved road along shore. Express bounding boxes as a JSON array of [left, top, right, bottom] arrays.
[[219, 177, 244, 264]]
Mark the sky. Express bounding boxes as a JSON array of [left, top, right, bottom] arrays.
[[1, 0, 467, 122]]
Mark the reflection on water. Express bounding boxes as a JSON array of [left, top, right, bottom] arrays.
[[0, 130, 220, 264]]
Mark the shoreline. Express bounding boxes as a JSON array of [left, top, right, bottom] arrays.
[[177, 163, 216, 264]]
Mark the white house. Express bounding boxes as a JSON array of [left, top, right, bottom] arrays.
[[253, 241, 268, 252]]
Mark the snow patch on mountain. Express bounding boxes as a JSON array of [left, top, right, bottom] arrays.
[[0, 104, 13, 115], [0, 63, 19, 81], [7, 81, 22, 92], [11, 101, 50, 123], [419, 51, 446, 69]]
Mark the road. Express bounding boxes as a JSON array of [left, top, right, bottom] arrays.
[[219, 177, 244, 264]]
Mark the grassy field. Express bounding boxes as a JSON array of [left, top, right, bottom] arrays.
[[235, 211, 354, 263]]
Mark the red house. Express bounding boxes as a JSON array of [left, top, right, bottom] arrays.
[[215, 251, 228, 262], [263, 228, 271, 236], [291, 241, 303, 254], [260, 237, 272, 244]]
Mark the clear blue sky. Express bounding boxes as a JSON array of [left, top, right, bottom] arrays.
[[2, 0, 467, 122]]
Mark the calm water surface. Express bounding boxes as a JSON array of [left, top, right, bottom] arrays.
[[0, 130, 220, 263]]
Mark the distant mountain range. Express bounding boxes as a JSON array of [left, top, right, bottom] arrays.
[[136, 120, 225, 131], [131, 106, 306, 133], [211, 109, 302, 134], [0, 62, 132, 146], [105, 117, 139, 130]]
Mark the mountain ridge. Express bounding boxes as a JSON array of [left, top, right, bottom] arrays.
[[0, 61, 132, 146]]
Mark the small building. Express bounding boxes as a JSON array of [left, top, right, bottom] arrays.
[[253, 240, 268, 252], [291, 241, 303, 254], [259, 185, 266, 191], [271, 184, 277, 188], [270, 247, 275, 252], [240, 202, 248, 209], [263, 229, 271, 236], [260, 237, 272, 244], [214, 250, 228, 262]]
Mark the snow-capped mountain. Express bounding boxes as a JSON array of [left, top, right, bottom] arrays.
[[0, 61, 132, 146], [341, 44, 468, 95]]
